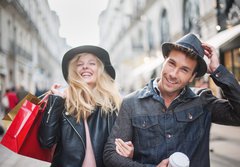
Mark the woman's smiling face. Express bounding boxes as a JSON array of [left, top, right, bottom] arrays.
[[76, 53, 99, 88]]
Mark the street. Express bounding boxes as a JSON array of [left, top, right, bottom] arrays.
[[0, 144, 50, 167], [210, 124, 240, 167]]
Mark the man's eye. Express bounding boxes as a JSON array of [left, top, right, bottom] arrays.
[[168, 61, 174, 66], [182, 68, 189, 73]]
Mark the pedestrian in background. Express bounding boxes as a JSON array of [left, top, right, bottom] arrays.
[[16, 85, 28, 101], [2, 87, 19, 114], [0, 125, 4, 136], [39, 45, 131, 167], [103, 33, 240, 167]]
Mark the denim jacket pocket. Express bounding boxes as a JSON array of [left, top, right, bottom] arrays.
[[174, 106, 204, 141], [132, 115, 162, 148]]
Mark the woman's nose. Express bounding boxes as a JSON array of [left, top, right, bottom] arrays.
[[82, 63, 88, 69]]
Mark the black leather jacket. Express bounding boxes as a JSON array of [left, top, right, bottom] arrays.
[[38, 95, 117, 167]]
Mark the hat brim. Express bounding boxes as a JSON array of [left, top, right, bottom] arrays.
[[162, 43, 207, 77], [62, 45, 115, 82]]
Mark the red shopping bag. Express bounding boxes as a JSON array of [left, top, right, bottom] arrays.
[[2, 93, 40, 129], [0, 95, 54, 162]]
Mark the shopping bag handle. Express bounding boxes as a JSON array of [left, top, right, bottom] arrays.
[[38, 91, 51, 111], [37, 90, 51, 99]]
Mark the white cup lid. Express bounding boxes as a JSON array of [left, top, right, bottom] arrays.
[[169, 152, 190, 167]]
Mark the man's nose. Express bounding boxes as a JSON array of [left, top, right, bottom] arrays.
[[169, 69, 178, 78]]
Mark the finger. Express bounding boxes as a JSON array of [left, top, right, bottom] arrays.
[[203, 46, 214, 59], [117, 139, 131, 150], [115, 141, 128, 156], [115, 140, 125, 153], [161, 159, 169, 165], [51, 83, 61, 90], [125, 141, 133, 147], [202, 43, 213, 49], [50, 85, 66, 97], [115, 139, 129, 155], [157, 158, 169, 167], [202, 43, 212, 50], [51, 84, 59, 93], [204, 50, 211, 58], [203, 44, 216, 55], [116, 145, 124, 156], [116, 138, 134, 153]]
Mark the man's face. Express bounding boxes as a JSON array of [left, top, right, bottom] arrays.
[[159, 49, 197, 97]]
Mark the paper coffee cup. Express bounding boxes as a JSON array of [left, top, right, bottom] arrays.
[[168, 152, 190, 167]]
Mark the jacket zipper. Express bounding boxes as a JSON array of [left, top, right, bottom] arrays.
[[63, 113, 86, 150], [46, 98, 57, 123]]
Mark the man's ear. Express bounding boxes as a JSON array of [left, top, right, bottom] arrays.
[[189, 72, 197, 83]]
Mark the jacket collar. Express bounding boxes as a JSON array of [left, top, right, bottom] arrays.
[[137, 79, 198, 101]]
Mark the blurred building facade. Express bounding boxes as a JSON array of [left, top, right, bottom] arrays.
[[99, 0, 240, 95], [0, 0, 69, 96]]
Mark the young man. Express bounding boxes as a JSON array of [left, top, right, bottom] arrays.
[[103, 33, 240, 167]]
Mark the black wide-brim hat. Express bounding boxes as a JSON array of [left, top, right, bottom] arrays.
[[162, 33, 207, 77], [62, 45, 115, 82]]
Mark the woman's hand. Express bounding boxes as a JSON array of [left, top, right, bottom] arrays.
[[115, 138, 134, 159], [50, 83, 66, 98]]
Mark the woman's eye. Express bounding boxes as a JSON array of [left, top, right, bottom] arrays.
[[89, 62, 96, 65]]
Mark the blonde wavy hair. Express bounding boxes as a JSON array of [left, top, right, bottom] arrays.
[[65, 53, 122, 122]]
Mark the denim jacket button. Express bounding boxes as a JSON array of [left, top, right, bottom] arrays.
[[166, 133, 172, 138], [142, 121, 146, 127], [188, 113, 193, 120], [215, 73, 221, 78]]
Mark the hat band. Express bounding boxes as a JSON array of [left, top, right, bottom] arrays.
[[178, 42, 199, 55]]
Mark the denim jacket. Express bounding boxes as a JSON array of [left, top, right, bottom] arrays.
[[103, 65, 240, 167]]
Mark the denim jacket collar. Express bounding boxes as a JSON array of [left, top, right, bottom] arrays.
[[137, 79, 198, 101]]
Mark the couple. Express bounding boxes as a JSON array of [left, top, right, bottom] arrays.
[[38, 33, 240, 167]]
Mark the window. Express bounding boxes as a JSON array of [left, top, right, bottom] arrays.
[[160, 9, 170, 43], [147, 20, 154, 50], [224, 48, 240, 81], [183, 0, 201, 34], [131, 29, 143, 50]]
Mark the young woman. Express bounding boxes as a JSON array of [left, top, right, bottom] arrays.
[[39, 45, 122, 167]]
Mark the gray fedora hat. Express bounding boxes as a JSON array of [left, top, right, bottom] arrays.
[[162, 33, 207, 77], [62, 45, 115, 82]]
